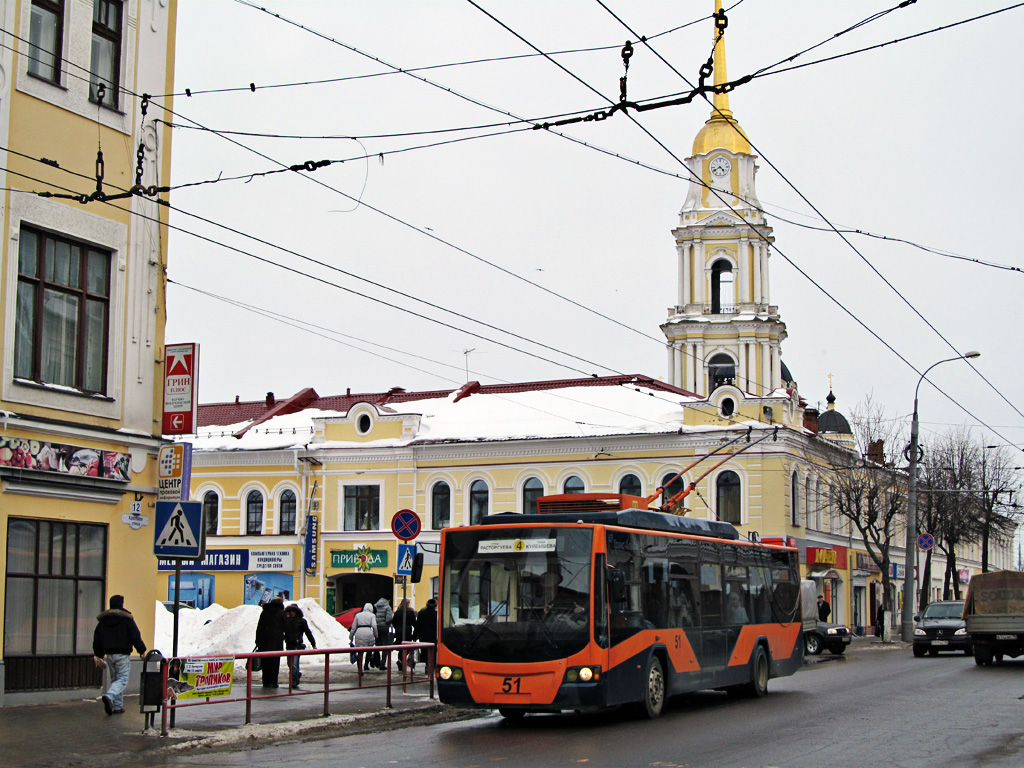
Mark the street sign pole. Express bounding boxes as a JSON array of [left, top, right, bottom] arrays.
[[171, 560, 180, 728]]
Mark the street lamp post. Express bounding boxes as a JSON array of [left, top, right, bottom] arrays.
[[902, 351, 981, 642]]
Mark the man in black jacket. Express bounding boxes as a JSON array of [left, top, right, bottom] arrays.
[[416, 598, 438, 673], [93, 595, 146, 715], [283, 604, 317, 688]]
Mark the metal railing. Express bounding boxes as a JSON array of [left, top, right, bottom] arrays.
[[159, 642, 435, 737]]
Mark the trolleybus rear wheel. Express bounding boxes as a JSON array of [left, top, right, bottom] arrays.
[[743, 645, 769, 698]]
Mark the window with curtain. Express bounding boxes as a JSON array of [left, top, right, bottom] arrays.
[[4, 518, 106, 657], [90, 0, 122, 107], [716, 470, 741, 524], [15, 226, 111, 393], [563, 475, 585, 494], [522, 477, 544, 514], [344, 485, 380, 531], [618, 474, 642, 497], [202, 491, 218, 535], [469, 480, 489, 525], [246, 490, 263, 535], [28, 0, 64, 82], [279, 489, 297, 535], [432, 482, 451, 529]]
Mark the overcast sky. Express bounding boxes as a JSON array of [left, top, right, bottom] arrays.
[[163, 0, 1024, 455]]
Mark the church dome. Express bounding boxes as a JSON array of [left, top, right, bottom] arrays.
[[692, 113, 751, 157], [817, 390, 852, 435]]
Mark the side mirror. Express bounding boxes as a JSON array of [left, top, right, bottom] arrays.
[[410, 552, 424, 583]]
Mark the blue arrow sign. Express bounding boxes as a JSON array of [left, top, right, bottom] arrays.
[[154, 500, 205, 559]]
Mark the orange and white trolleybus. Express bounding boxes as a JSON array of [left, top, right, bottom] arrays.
[[435, 493, 803, 719]]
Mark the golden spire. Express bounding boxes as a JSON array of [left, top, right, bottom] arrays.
[[691, 0, 751, 156], [712, 0, 732, 120]]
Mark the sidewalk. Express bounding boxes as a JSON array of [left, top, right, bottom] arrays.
[[1, 664, 445, 768]]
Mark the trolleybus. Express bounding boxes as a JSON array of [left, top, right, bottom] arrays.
[[436, 493, 802, 719]]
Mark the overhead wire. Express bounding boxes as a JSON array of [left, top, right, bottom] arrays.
[[584, 0, 1024, 442], [3, 159, 617, 378], [10, 6, 1018, 434]]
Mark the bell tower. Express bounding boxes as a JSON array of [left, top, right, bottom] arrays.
[[662, 1, 788, 398]]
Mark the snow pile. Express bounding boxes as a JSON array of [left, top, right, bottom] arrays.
[[153, 599, 351, 663]]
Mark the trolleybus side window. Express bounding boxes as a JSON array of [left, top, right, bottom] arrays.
[[700, 542, 725, 626]]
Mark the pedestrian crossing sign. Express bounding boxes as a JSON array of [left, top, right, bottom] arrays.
[[396, 543, 417, 576], [154, 500, 205, 560]]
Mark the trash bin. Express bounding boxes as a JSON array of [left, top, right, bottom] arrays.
[[140, 649, 165, 730]]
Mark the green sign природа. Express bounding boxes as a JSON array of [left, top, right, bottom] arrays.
[[331, 547, 389, 571]]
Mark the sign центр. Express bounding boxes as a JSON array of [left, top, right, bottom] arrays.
[[158, 443, 192, 501], [163, 343, 199, 435]]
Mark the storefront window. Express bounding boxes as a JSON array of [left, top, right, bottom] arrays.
[[4, 517, 106, 657]]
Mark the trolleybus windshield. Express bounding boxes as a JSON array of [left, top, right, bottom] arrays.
[[441, 526, 592, 663]]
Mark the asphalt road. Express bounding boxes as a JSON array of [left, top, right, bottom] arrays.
[[137, 647, 1024, 768]]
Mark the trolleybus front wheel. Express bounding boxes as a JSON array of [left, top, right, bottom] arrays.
[[639, 655, 665, 719]]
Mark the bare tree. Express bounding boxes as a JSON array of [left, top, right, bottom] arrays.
[[975, 445, 1020, 573], [921, 428, 981, 601], [827, 396, 907, 640]]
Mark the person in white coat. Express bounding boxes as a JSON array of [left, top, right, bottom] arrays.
[[349, 602, 378, 671]]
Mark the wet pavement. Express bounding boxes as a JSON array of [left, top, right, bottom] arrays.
[[1, 636, 902, 767], [1, 662, 445, 768]]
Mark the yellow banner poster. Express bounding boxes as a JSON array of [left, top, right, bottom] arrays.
[[170, 656, 235, 699]]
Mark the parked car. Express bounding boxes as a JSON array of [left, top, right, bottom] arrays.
[[334, 606, 360, 629], [799, 579, 851, 656], [804, 621, 852, 655], [913, 600, 972, 657]]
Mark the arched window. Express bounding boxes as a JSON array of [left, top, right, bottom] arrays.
[[791, 473, 800, 526], [523, 478, 544, 514], [469, 480, 489, 525], [708, 353, 735, 392], [203, 491, 219, 535], [661, 472, 686, 510], [618, 473, 642, 497], [710, 259, 734, 314], [246, 490, 263, 535], [716, 471, 741, 524], [563, 475, 585, 494], [432, 481, 451, 529], [279, 489, 297, 535]]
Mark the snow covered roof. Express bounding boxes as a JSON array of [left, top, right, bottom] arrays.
[[186, 375, 759, 453]]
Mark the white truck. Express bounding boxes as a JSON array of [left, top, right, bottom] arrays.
[[963, 570, 1024, 666]]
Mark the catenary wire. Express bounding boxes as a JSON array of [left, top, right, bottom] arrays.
[[587, 1, 1024, 438]]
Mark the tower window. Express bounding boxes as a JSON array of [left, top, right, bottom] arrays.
[[710, 259, 734, 314], [708, 353, 735, 392]]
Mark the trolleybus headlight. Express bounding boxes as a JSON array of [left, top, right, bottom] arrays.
[[438, 666, 463, 681], [564, 666, 600, 683]]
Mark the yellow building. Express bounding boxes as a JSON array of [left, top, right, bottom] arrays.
[[0, 0, 177, 703]]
